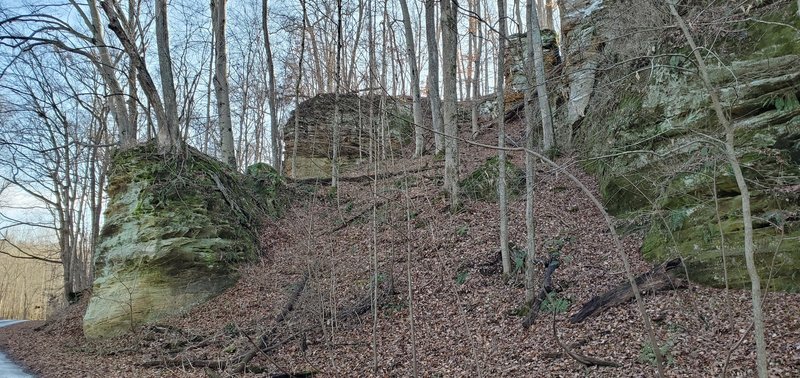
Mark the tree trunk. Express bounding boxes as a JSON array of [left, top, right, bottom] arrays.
[[425, 0, 444, 154], [345, 0, 366, 90], [291, 0, 307, 178], [263, 0, 281, 172], [470, 0, 482, 138], [212, 0, 235, 167], [667, 3, 767, 376], [126, 0, 139, 140], [441, 0, 459, 212], [497, 0, 511, 275], [331, 0, 343, 187], [399, 0, 425, 157], [526, 0, 554, 153], [523, 0, 538, 304], [154, 0, 181, 152], [86, 0, 134, 148], [100, 1, 169, 147]]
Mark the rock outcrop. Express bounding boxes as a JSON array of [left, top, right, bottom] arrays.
[[563, 0, 800, 291], [83, 144, 286, 338], [283, 93, 412, 179], [504, 29, 561, 96]]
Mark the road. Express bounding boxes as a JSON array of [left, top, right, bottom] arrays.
[[0, 320, 34, 378]]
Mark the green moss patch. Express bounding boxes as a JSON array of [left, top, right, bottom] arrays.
[[460, 156, 525, 202]]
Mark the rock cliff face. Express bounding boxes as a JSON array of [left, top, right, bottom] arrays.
[[504, 30, 561, 96], [83, 144, 286, 338], [562, 0, 800, 291], [283, 93, 412, 179]]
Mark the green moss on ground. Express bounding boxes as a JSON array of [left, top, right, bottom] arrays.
[[460, 156, 525, 202]]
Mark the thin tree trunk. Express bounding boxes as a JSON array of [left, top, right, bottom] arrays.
[[345, 0, 366, 89], [308, 26, 325, 93], [497, 0, 511, 274], [125, 0, 139, 142], [425, 0, 444, 154], [292, 0, 307, 178], [667, 3, 766, 377], [441, 0, 459, 212], [399, 0, 425, 157], [523, 0, 538, 305], [331, 0, 342, 187], [263, 0, 281, 172], [526, 0, 554, 153], [380, 3, 389, 160], [367, 0, 376, 164], [212, 0, 235, 167], [470, 0, 482, 137]]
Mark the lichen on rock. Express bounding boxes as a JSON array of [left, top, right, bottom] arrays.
[[83, 143, 287, 338]]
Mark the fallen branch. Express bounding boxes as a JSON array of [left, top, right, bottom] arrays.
[[323, 201, 388, 235], [231, 271, 310, 373], [570, 258, 685, 323], [139, 358, 227, 369], [337, 273, 394, 320], [553, 311, 620, 367]]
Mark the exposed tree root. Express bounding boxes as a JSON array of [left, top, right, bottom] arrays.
[[522, 256, 559, 329]]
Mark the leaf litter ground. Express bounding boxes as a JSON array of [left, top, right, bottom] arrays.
[[1, 119, 799, 377]]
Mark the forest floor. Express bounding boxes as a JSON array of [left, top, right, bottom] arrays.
[[1, 117, 799, 377]]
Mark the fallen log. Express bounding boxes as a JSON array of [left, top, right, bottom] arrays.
[[570, 258, 684, 323]]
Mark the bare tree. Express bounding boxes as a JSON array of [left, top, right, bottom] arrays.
[[399, 0, 425, 157], [497, 0, 511, 274], [0, 51, 108, 301], [154, 0, 181, 151], [331, 0, 343, 187], [526, 0, 554, 153], [470, 0, 483, 137], [291, 0, 308, 177], [100, 1, 180, 151], [86, 0, 135, 148], [425, 0, 444, 154], [522, 0, 537, 304], [441, 0, 459, 211], [262, 0, 281, 172], [212, 0, 236, 167], [667, 2, 767, 376]]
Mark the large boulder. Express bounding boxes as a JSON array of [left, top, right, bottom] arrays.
[[83, 144, 285, 338], [567, 1, 800, 291], [283, 93, 413, 179]]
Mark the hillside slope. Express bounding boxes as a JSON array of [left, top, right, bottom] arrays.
[[1, 118, 799, 377]]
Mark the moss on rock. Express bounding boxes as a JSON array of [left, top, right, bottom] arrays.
[[575, 1, 800, 292], [84, 143, 288, 338], [460, 156, 525, 202]]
